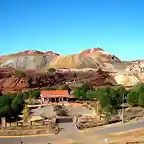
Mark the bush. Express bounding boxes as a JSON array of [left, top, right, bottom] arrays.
[[13, 69, 26, 77], [48, 68, 56, 73], [54, 105, 68, 116]]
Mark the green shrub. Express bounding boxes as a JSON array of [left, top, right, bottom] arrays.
[[48, 68, 56, 73], [13, 69, 26, 77]]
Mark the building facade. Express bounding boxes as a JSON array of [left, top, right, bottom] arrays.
[[41, 90, 71, 104]]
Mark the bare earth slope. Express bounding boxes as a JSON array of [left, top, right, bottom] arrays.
[[0, 68, 116, 94], [0, 48, 122, 70], [0, 50, 58, 69], [47, 54, 100, 69], [0, 55, 55, 69], [80, 47, 121, 63]]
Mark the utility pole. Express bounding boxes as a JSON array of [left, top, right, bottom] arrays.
[[122, 90, 125, 124]]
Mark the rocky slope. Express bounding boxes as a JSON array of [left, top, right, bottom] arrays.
[[0, 68, 116, 94], [0, 48, 121, 70], [125, 60, 144, 73]]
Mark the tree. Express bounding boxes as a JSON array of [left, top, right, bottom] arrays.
[[85, 90, 98, 100], [73, 84, 89, 100], [104, 104, 118, 115], [80, 83, 89, 93], [22, 91, 29, 99], [138, 92, 144, 107], [99, 92, 110, 108], [22, 105, 30, 123], [31, 90, 40, 99], [11, 94, 24, 115], [0, 96, 12, 108], [73, 87, 83, 99], [114, 85, 126, 107], [133, 83, 144, 92], [0, 105, 13, 118], [94, 101, 103, 116], [126, 91, 139, 106]]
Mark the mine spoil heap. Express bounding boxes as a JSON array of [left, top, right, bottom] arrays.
[[0, 68, 116, 94]]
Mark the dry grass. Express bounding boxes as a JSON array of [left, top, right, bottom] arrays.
[[108, 128, 144, 137], [110, 142, 144, 144], [108, 128, 144, 144]]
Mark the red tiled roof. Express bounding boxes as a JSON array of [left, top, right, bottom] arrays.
[[41, 90, 69, 96]]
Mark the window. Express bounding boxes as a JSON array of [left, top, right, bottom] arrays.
[[44, 98, 49, 102], [63, 97, 67, 101]]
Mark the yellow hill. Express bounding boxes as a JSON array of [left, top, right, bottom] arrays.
[[47, 54, 100, 69]]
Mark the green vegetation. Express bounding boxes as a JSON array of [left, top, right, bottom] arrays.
[[0, 93, 25, 119], [73, 83, 144, 115], [1, 82, 144, 123], [54, 105, 68, 116], [73, 83, 90, 100], [48, 68, 56, 73], [126, 84, 144, 107], [13, 69, 26, 77], [22, 89, 41, 99]]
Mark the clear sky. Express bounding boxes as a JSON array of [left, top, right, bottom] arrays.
[[0, 0, 144, 60]]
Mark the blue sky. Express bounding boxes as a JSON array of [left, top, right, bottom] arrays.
[[0, 0, 144, 60]]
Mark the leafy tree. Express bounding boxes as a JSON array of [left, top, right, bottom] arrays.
[[80, 84, 89, 93], [104, 104, 118, 115], [73, 87, 83, 99], [22, 91, 29, 99], [85, 90, 98, 100], [138, 92, 144, 107], [11, 94, 24, 115], [115, 85, 126, 106], [126, 90, 139, 106], [73, 84, 89, 100], [133, 83, 144, 92], [0, 96, 11, 108], [31, 90, 40, 99], [0, 105, 13, 118], [99, 92, 110, 108]]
